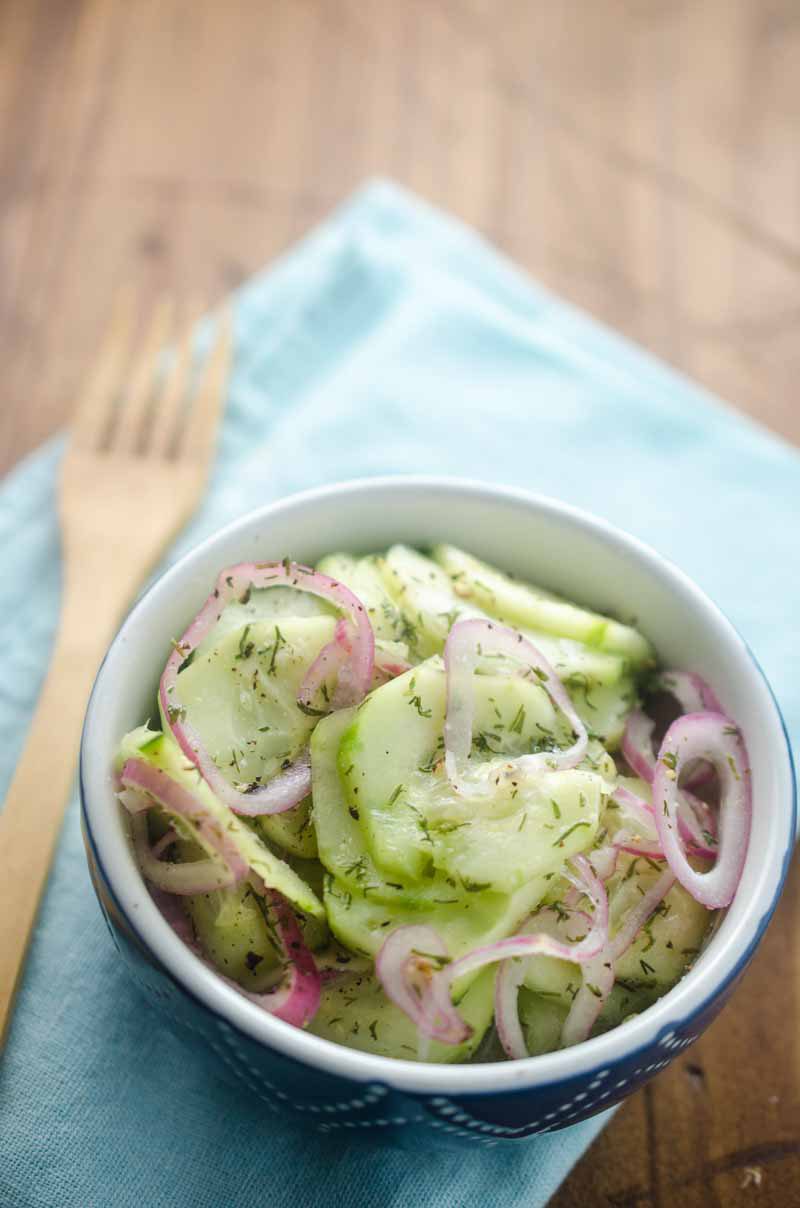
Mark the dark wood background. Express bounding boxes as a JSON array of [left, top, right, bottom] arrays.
[[1, 2, 798, 1204]]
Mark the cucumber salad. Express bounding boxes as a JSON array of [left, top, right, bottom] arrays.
[[116, 545, 751, 1063]]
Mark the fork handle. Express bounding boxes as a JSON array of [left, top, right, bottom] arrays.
[[0, 582, 129, 1049]]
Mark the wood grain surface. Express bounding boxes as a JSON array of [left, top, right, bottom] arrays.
[[1, 2, 797, 1205]]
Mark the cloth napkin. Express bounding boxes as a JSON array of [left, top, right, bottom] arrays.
[[1, 180, 798, 1208]]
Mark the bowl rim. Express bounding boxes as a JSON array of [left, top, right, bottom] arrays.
[[80, 475, 796, 1097]]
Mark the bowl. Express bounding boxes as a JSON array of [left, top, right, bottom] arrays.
[[80, 476, 795, 1148]]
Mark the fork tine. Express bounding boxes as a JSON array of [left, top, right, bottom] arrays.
[[148, 304, 199, 458], [71, 289, 137, 450], [179, 309, 232, 466], [112, 296, 174, 455]]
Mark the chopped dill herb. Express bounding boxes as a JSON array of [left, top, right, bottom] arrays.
[[508, 705, 526, 735], [552, 820, 591, 848]]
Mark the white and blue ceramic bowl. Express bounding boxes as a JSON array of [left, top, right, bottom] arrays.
[[80, 477, 795, 1148]]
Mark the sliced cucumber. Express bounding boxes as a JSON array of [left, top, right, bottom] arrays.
[[183, 882, 284, 993], [518, 989, 567, 1056], [166, 615, 338, 792], [317, 553, 411, 646], [256, 799, 317, 860], [116, 726, 324, 919], [379, 544, 628, 686], [312, 707, 473, 909], [379, 545, 472, 658], [194, 585, 333, 660], [432, 543, 655, 669], [338, 658, 605, 890], [569, 674, 638, 749], [324, 872, 551, 967], [309, 967, 496, 1063], [519, 980, 661, 1056], [592, 982, 662, 1035], [610, 855, 712, 987]]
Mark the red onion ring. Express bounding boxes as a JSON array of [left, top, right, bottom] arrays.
[[622, 709, 658, 782], [557, 864, 676, 1049], [655, 670, 722, 715], [373, 658, 414, 686], [608, 867, 676, 962], [560, 950, 616, 1048], [621, 714, 718, 858], [120, 759, 249, 885], [653, 712, 751, 908], [443, 619, 588, 793], [375, 925, 472, 1045], [377, 858, 608, 1050], [494, 954, 530, 1059], [151, 879, 321, 1028], [150, 826, 180, 859], [655, 670, 721, 790], [159, 561, 375, 816], [298, 618, 352, 711], [126, 811, 238, 896]]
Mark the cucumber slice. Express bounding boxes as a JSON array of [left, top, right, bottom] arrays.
[[593, 982, 662, 1034], [309, 967, 496, 1063], [116, 726, 324, 919], [183, 882, 284, 993], [610, 855, 712, 987], [312, 708, 375, 882], [324, 871, 551, 966], [569, 674, 638, 749], [312, 707, 471, 909], [337, 661, 448, 882], [519, 981, 662, 1056], [518, 989, 567, 1056], [380, 544, 627, 685], [256, 799, 317, 859], [338, 659, 604, 890], [317, 553, 411, 646], [165, 615, 338, 792], [194, 586, 333, 660], [380, 545, 471, 658], [432, 544, 655, 669]]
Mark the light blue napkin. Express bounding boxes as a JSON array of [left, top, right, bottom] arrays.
[[1, 180, 798, 1208]]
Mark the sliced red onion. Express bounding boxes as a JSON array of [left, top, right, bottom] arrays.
[[128, 812, 237, 896], [120, 759, 249, 885], [376, 925, 471, 1045], [608, 867, 676, 962], [373, 658, 414, 685], [298, 618, 351, 712], [622, 710, 658, 782], [378, 859, 608, 1051], [152, 879, 321, 1028], [655, 670, 722, 715], [588, 844, 621, 880], [621, 720, 718, 859], [159, 561, 375, 816], [655, 671, 721, 790], [150, 826, 180, 859], [562, 863, 675, 1047], [494, 905, 583, 1059], [560, 950, 616, 1048], [611, 785, 658, 836], [653, 712, 751, 908], [443, 619, 588, 793], [494, 955, 530, 1059]]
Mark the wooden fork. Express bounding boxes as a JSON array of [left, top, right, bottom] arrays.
[[0, 296, 231, 1048]]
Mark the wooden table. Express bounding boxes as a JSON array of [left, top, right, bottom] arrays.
[[1, 2, 797, 1204]]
